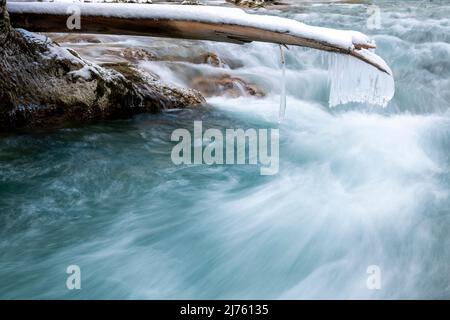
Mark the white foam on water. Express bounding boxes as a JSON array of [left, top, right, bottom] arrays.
[[328, 53, 395, 108]]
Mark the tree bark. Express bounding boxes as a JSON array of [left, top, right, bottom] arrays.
[[0, 0, 204, 130]]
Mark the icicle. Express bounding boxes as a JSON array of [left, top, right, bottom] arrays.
[[328, 52, 395, 107], [279, 44, 287, 122]]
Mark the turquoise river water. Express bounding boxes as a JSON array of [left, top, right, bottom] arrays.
[[0, 0, 449, 298]]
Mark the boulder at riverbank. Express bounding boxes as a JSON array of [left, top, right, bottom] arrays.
[[0, 0, 204, 130]]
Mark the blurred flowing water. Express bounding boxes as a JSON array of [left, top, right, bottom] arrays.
[[1, 0, 449, 299]]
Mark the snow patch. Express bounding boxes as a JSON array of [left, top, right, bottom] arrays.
[[68, 65, 98, 81]]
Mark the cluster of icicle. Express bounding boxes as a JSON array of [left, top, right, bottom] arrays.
[[327, 52, 395, 108], [278, 47, 395, 121]]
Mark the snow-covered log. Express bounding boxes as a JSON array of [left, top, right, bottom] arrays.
[[7, 2, 392, 75]]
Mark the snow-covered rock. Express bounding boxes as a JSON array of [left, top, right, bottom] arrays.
[[0, 0, 204, 129]]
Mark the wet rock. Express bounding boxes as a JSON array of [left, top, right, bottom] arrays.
[[191, 75, 265, 98], [105, 62, 204, 109], [0, 0, 204, 130], [50, 41, 157, 65], [226, 0, 280, 8], [0, 0, 9, 44], [192, 52, 227, 68], [48, 33, 102, 44], [161, 51, 243, 69]]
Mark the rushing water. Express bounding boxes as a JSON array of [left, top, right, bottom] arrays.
[[1, 0, 450, 299]]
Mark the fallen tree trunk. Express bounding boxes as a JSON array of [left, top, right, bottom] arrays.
[[0, 0, 204, 130], [7, 2, 391, 75]]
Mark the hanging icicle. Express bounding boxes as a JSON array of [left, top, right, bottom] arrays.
[[328, 52, 395, 107], [279, 44, 287, 122]]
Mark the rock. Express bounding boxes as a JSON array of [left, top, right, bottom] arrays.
[[48, 34, 102, 44], [191, 75, 265, 98], [0, 0, 204, 130], [120, 48, 157, 63], [181, 0, 201, 4], [192, 52, 227, 68], [85, 0, 153, 3], [226, 0, 278, 8], [128, 0, 152, 3]]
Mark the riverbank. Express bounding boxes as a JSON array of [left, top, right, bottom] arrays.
[[0, 0, 205, 131]]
